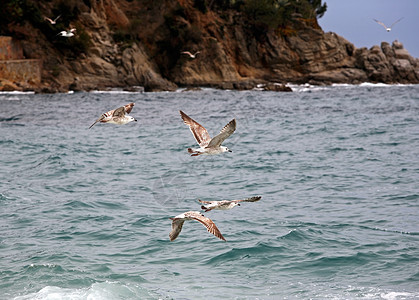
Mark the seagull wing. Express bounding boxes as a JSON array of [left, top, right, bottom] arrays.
[[373, 19, 388, 29], [390, 17, 403, 28], [89, 113, 107, 129], [169, 218, 185, 241], [182, 51, 193, 56], [180, 111, 211, 147], [207, 119, 236, 148], [188, 212, 226, 241], [54, 15, 61, 22], [44, 17, 53, 23], [198, 199, 215, 204], [232, 196, 262, 203], [112, 106, 126, 118], [124, 102, 135, 114]]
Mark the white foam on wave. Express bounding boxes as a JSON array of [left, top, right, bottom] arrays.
[[288, 82, 417, 93], [13, 282, 158, 300], [0, 91, 35, 95], [380, 292, 416, 300]]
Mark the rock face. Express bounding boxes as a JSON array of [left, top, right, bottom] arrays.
[[2, 0, 419, 92]]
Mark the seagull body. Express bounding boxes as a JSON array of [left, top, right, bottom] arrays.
[[44, 15, 61, 25], [57, 28, 76, 37], [373, 18, 403, 32], [199, 196, 262, 212], [182, 51, 200, 58], [169, 211, 226, 241], [89, 103, 137, 129], [180, 110, 236, 156]]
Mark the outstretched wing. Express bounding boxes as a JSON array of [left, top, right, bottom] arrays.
[[189, 212, 226, 241], [390, 17, 403, 28], [89, 114, 106, 129], [112, 106, 126, 118], [180, 111, 211, 147], [53, 15, 61, 22], [198, 199, 214, 204], [182, 51, 193, 56], [207, 119, 236, 148], [373, 19, 388, 29], [232, 196, 262, 204], [169, 218, 185, 241], [124, 102, 135, 114]]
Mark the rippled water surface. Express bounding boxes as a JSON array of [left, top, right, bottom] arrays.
[[0, 84, 418, 299]]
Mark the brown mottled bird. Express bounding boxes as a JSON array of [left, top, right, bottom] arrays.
[[89, 103, 137, 129], [199, 196, 262, 212], [180, 110, 236, 156], [169, 211, 226, 241]]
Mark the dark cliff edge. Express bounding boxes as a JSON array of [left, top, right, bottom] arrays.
[[0, 0, 418, 93]]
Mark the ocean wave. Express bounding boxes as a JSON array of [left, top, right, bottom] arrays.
[[205, 242, 287, 266], [12, 282, 158, 300]]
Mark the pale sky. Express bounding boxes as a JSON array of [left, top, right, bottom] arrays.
[[318, 0, 419, 58]]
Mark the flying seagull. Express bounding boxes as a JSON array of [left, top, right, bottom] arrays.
[[373, 18, 403, 32], [199, 196, 262, 212], [181, 51, 201, 59], [169, 211, 226, 241], [180, 110, 236, 156], [89, 103, 137, 129], [57, 28, 76, 37], [44, 15, 61, 25]]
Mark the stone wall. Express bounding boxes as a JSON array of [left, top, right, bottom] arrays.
[[0, 36, 24, 60], [0, 59, 42, 84], [0, 36, 42, 90]]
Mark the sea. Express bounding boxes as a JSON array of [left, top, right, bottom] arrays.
[[0, 83, 418, 300]]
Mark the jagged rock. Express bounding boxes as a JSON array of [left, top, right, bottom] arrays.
[[263, 83, 292, 92], [0, 79, 20, 91], [1, 0, 418, 92]]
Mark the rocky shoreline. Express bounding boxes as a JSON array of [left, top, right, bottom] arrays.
[[0, 1, 418, 93]]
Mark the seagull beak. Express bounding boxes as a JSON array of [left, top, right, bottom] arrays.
[[228, 150, 232, 152], [134, 119, 138, 122]]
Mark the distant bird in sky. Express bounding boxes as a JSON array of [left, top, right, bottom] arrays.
[[373, 18, 403, 32], [89, 103, 137, 129], [199, 196, 262, 212], [179, 110, 236, 156], [56, 28, 76, 37], [169, 211, 226, 241], [44, 15, 61, 25], [181, 51, 201, 59]]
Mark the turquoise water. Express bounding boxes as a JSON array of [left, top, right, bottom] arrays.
[[0, 84, 418, 299]]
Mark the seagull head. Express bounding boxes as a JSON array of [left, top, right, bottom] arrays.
[[127, 116, 136, 123], [221, 146, 232, 153]]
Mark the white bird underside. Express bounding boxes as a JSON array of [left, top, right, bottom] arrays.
[[179, 110, 236, 156], [169, 211, 226, 241], [44, 15, 61, 24], [373, 18, 403, 32], [199, 196, 262, 212], [89, 102, 136, 129], [182, 51, 200, 58]]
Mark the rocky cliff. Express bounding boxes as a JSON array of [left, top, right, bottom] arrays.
[[1, 0, 418, 92]]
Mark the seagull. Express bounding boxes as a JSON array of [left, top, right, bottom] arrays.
[[373, 18, 403, 32], [89, 103, 137, 129], [56, 28, 76, 37], [199, 196, 262, 212], [44, 15, 61, 25], [180, 110, 236, 156], [169, 211, 226, 241], [181, 51, 201, 59]]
